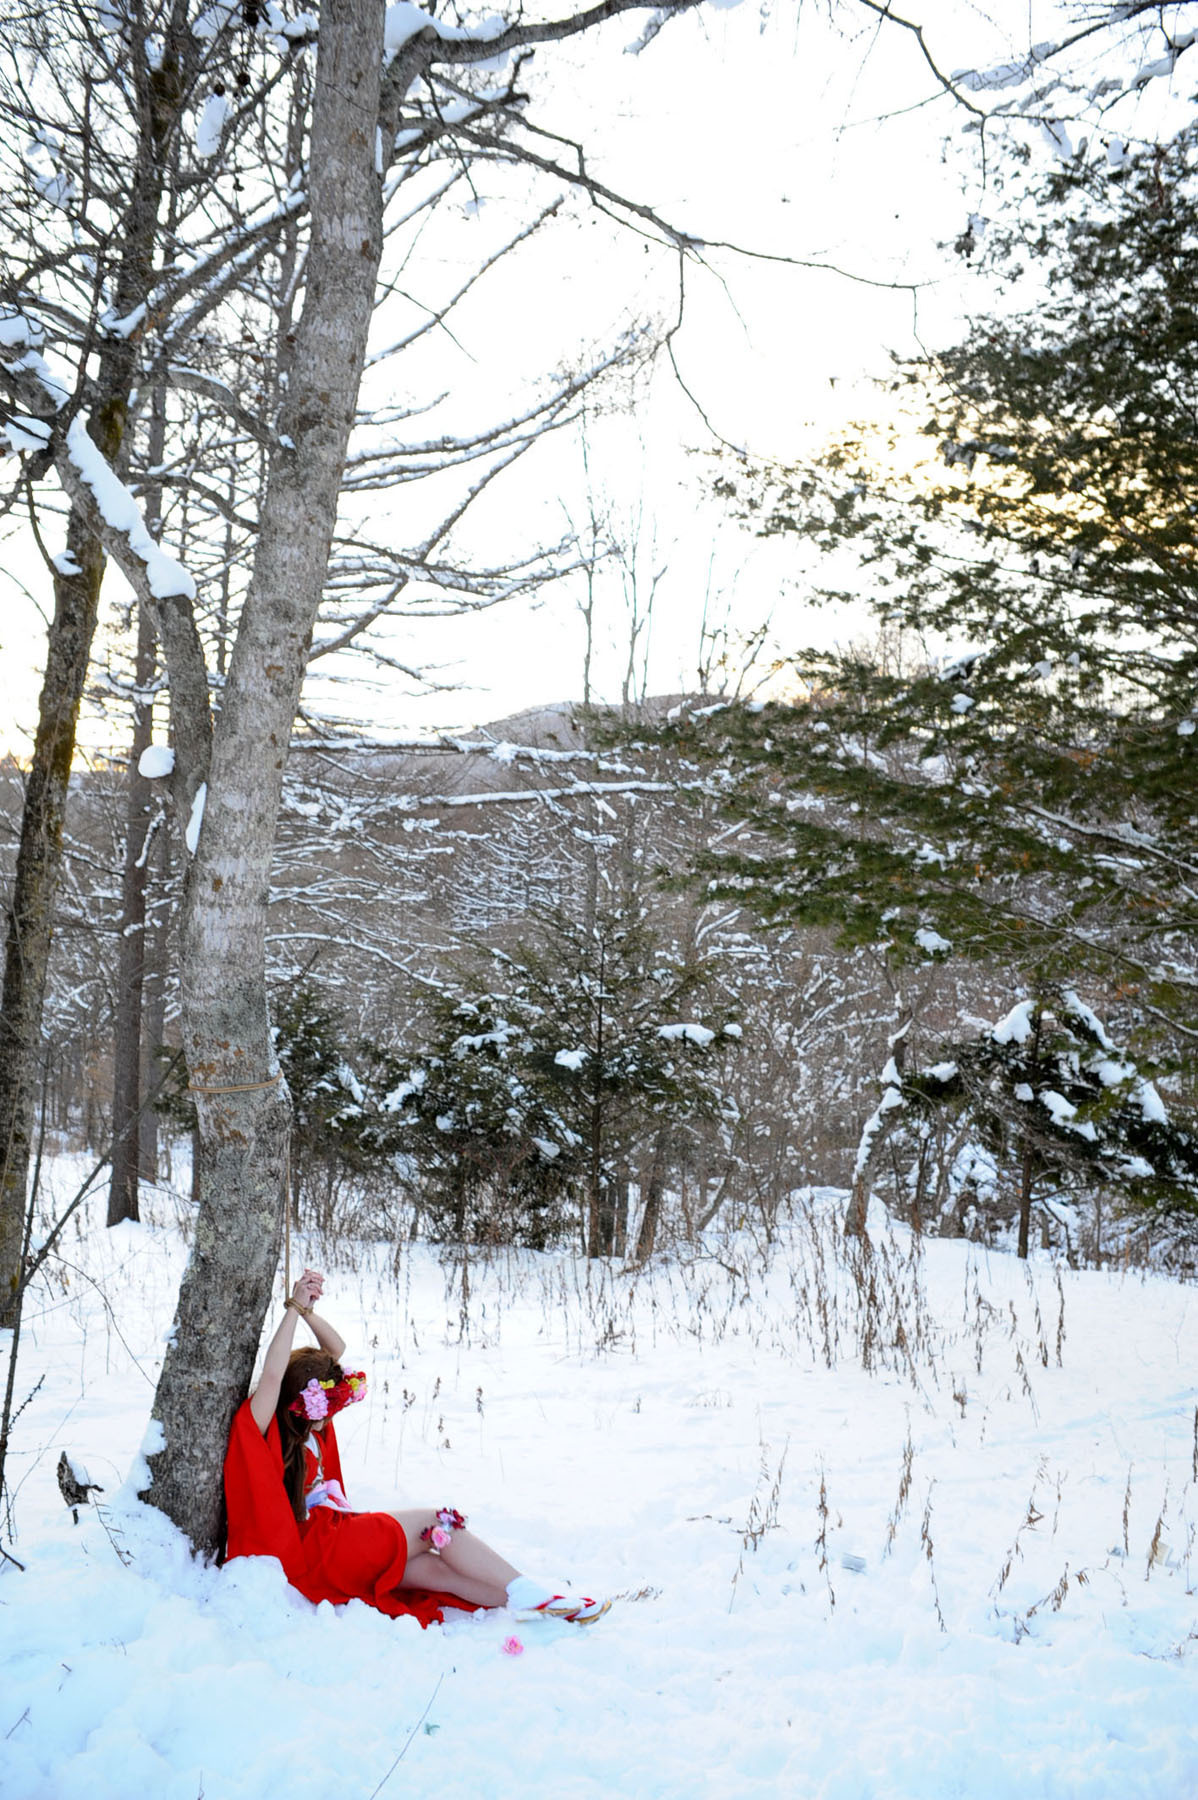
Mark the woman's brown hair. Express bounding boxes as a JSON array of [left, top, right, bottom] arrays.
[[276, 1347, 343, 1524]]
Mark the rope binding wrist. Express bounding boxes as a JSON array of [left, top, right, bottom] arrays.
[[285, 1297, 313, 1320]]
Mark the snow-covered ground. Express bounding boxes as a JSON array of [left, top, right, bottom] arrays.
[[2, 1167, 1195, 1800]]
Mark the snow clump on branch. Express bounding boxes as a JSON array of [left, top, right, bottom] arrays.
[[66, 418, 195, 601]]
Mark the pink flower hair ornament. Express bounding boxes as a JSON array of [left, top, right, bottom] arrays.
[[288, 1370, 367, 1421]]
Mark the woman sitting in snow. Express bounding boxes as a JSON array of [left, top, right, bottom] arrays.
[[224, 1267, 609, 1628]]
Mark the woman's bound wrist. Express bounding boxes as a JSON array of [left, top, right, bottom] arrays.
[[285, 1296, 313, 1319]]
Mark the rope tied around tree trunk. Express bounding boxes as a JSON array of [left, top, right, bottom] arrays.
[[186, 1072, 284, 1095]]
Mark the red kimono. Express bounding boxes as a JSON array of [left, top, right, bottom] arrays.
[[223, 1399, 479, 1629]]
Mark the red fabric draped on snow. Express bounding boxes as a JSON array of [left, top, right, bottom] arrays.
[[223, 1399, 480, 1628]]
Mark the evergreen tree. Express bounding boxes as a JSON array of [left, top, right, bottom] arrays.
[[379, 904, 737, 1253], [857, 989, 1198, 1256], [677, 131, 1198, 1092]]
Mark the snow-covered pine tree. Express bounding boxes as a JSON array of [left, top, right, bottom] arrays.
[[379, 900, 737, 1254], [852, 989, 1198, 1260]]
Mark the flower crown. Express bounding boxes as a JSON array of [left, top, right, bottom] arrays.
[[289, 1369, 367, 1421]]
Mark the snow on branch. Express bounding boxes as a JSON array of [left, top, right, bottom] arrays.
[[62, 418, 194, 600], [433, 777, 704, 808], [952, 42, 1057, 93], [122, 190, 309, 370], [0, 306, 71, 416], [417, 0, 703, 67]]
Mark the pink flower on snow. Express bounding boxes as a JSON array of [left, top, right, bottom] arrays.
[[501, 1636, 524, 1656]]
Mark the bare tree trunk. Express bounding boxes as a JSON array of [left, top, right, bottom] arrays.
[[138, 824, 170, 1182], [845, 1010, 910, 1240], [612, 1167, 628, 1257], [635, 1128, 667, 1259], [1016, 1008, 1042, 1262], [142, 0, 387, 1555], [585, 930, 606, 1257], [109, 361, 172, 1227], [1016, 1143, 1034, 1262], [107, 601, 157, 1227], [0, 527, 106, 1321]]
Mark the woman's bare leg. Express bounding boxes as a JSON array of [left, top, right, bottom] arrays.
[[392, 1511, 520, 1608], [397, 1547, 508, 1607]]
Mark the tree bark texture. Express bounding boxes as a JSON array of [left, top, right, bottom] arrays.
[[0, 525, 106, 1321], [142, 0, 387, 1556], [138, 825, 171, 1182], [635, 1130, 667, 1259], [108, 369, 171, 1229], [1017, 1144, 1034, 1262], [1016, 1010, 1042, 1262], [107, 601, 158, 1227]]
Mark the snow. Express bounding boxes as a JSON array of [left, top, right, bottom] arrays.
[[1041, 119, 1073, 160], [4, 414, 51, 454], [260, 3, 317, 43], [914, 927, 951, 955], [1061, 990, 1115, 1052], [66, 418, 196, 601], [184, 783, 207, 856], [950, 692, 974, 714], [137, 745, 175, 780], [382, 1071, 426, 1111], [384, 3, 507, 61], [3, 1172, 1197, 1800], [1127, 39, 1196, 91], [554, 1048, 588, 1071], [952, 43, 1053, 92], [192, 1, 238, 36], [0, 308, 70, 410], [657, 1022, 716, 1047], [194, 93, 229, 160], [385, 1, 436, 55], [1040, 1089, 1078, 1125], [336, 1060, 365, 1107], [0, 310, 41, 349], [993, 1001, 1036, 1047]]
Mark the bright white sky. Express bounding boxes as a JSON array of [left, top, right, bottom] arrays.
[[0, 0, 1189, 751]]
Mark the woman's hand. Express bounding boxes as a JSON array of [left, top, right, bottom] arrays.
[[292, 1268, 324, 1311], [290, 1269, 346, 1361]]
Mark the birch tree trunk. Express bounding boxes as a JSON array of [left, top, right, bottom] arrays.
[[141, 0, 387, 1555]]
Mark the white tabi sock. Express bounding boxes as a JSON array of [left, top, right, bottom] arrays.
[[505, 1575, 559, 1612]]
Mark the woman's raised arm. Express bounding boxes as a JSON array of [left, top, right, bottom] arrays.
[[248, 1268, 346, 1433]]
